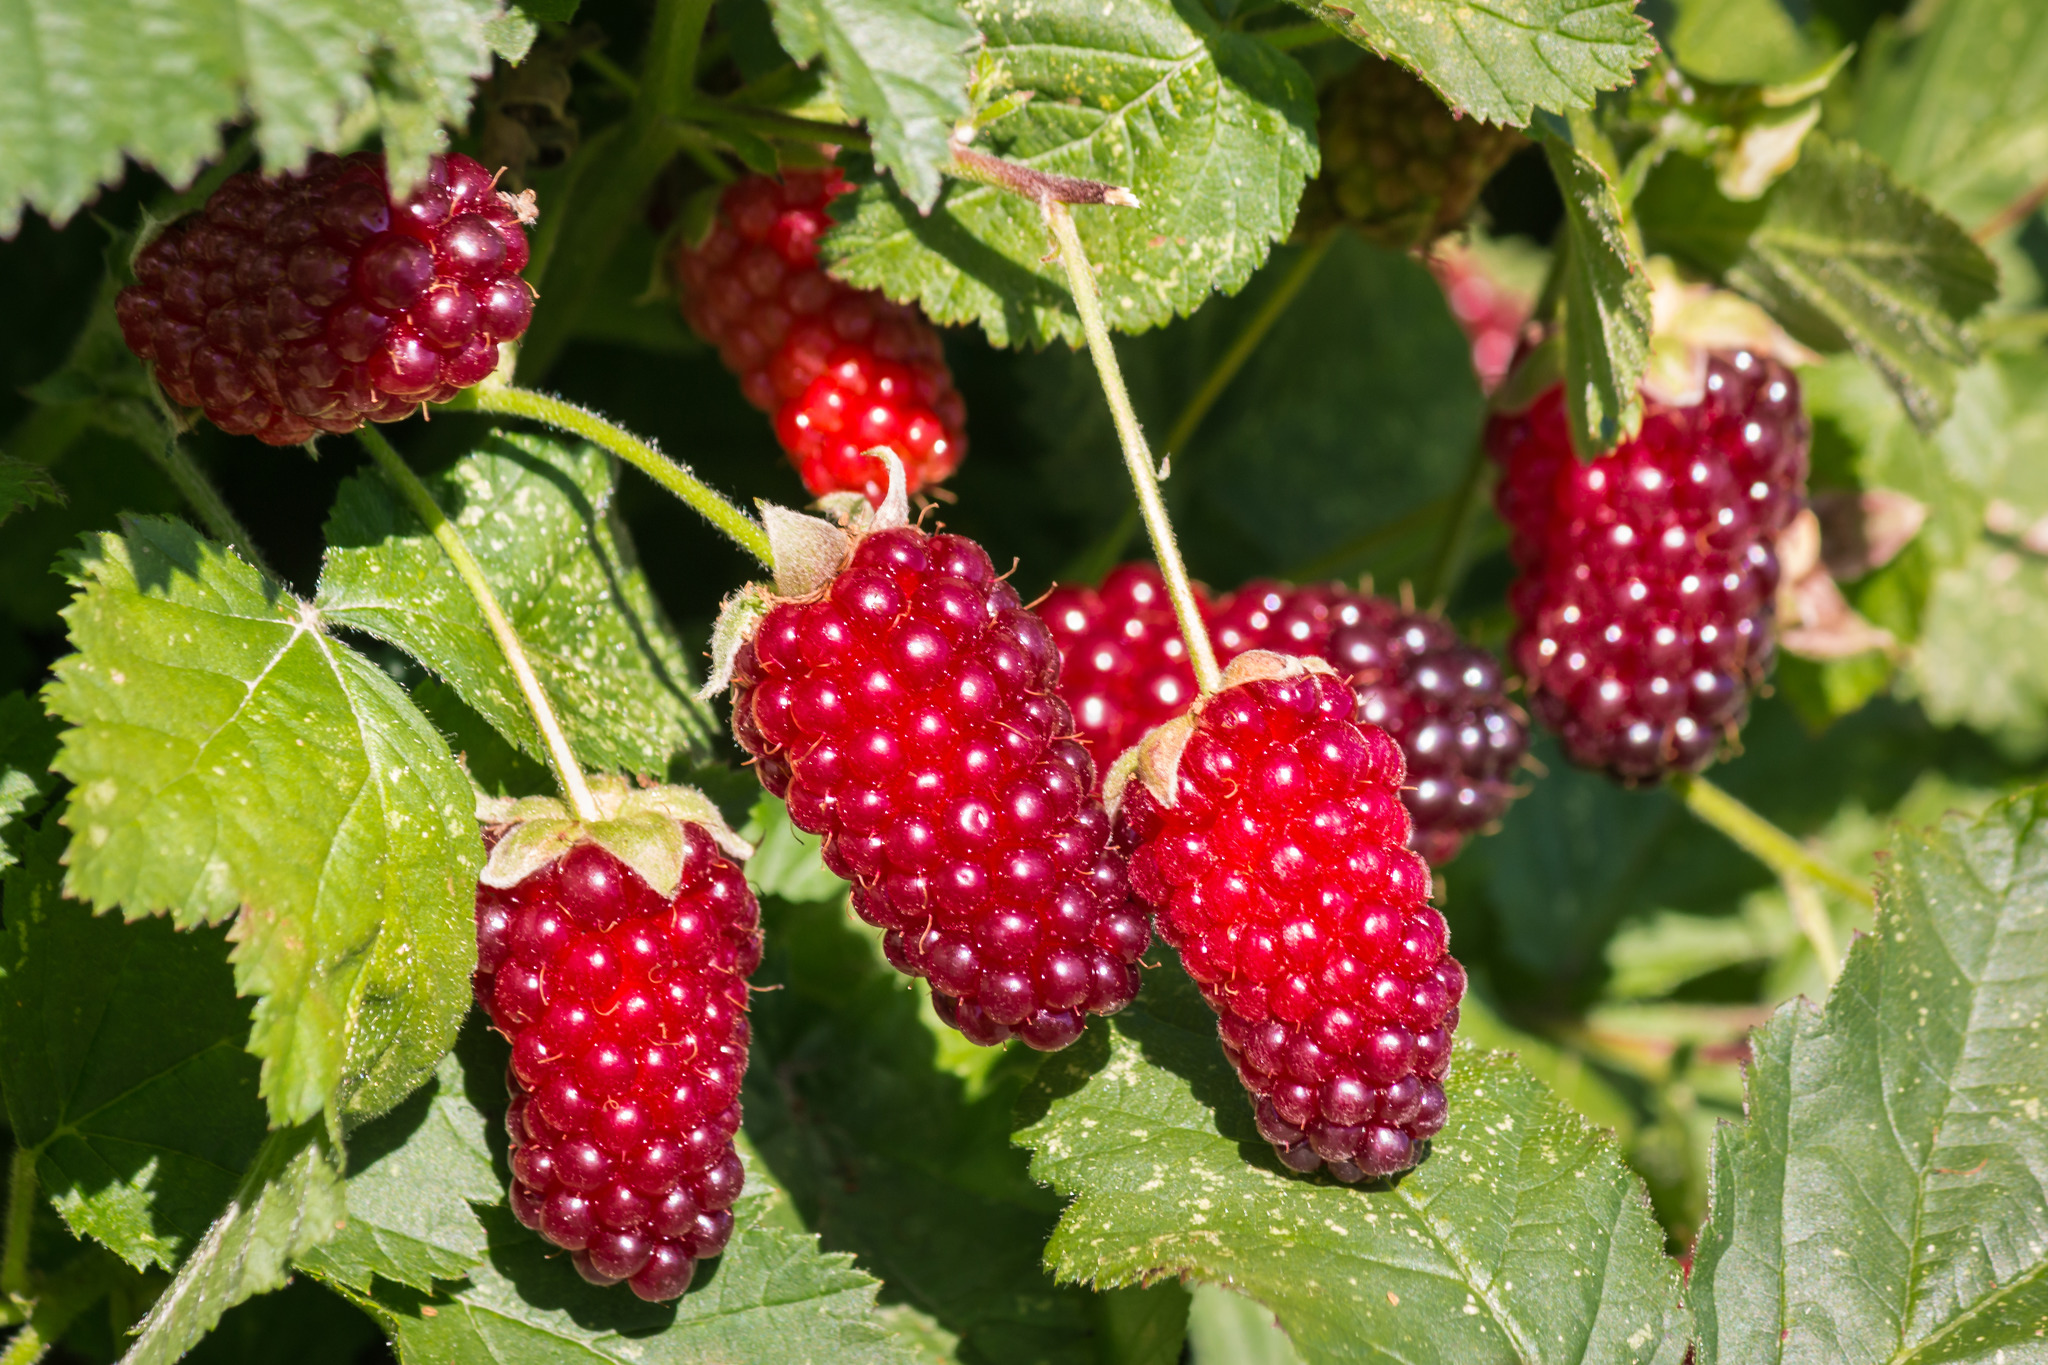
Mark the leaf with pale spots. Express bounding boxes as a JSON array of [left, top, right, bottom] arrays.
[[821, 0, 1317, 348], [1014, 956, 1681, 1364], [1691, 786, 2048, 1364], [44, 515, 482, 1128], [319, 428, 716, 777]]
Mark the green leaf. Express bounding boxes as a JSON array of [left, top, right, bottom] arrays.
[[0, 691, 59, 872], [1014, 957, 1681, 1364], [1691, 785, 2048, 1364], [182, 1277, 386, 1365], [1637, 136, 1999, 430], [767, 0, 975, 211], [1277, 0, 1653, 127], [1851, 0, 2048, 229], [1186, 1284, 1304, 1365], [44, 516, 482, 1127], [1912, 541, 2048, 760], [121, 1123, 347, 1365], [0, 455, 62, 526], [744, 859, 1186, 1363], [0, 817, 268, 1271], [0, 0, 520, 235], [294, 1033, 501, 1296], [318, 429, 715, 778], [1539, 116, 1651, 455], [822, 0, 1317, 347], [1660, 0, 1837, 87]]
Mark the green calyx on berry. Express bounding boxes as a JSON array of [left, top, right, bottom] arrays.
[[479, 775, 754, 899]]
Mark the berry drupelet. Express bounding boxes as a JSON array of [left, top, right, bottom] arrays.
[[116, 152, 535, 445], [476, 830, 760, 1302], [727, 523, 1148, 1050], [1209, 582, 1526, 866], [675, 170, 966, 503], [1115, 654, 1462, 1180], [1489, 349, 1809, 781]]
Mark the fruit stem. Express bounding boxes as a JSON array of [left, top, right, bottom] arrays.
[[355, 427, 602, 822], [147, 438, 279, 583], [458, 385, 773, 567], [949, 149, 1141, 207], [2, 1147, 33, 1303], [1416, 436, 1492, 610], [1043, 200, 1222, 695], [1670, 773, 1874, 909], [1785, 874, 1844, 985]]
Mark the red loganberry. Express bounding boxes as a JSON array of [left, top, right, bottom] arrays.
[[728, 524, 1147, 1049], [1040, 565, 1526, 865], [1115, 656, 1461, 1181], [1489, 349, 1809, 781], [674, 171, 966, 503], [1209, 583, 1528, 866], [1427, 246, 1531, 392], [115, 153, 535, 446], [475, 835, 761, 1302]]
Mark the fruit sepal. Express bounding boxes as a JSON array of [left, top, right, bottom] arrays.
[[1105, 650, 1340, 814], [477, 774, 754, 896], [700, 448, 911, 699], [1640, 259, 1817, 407]]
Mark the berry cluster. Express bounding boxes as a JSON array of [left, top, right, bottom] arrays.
[[476, 838, 761, 1301], [1040, 565, 1525, 864], [1490, 350, 1809, 781], [729, 525, 1148, 1049], [116, 153, 535, 445], [675, 171, 966, 503], [1210, 583, 1526, 866], [1294, 56, 1525, 250], [1118, 661, 1461, 1179]]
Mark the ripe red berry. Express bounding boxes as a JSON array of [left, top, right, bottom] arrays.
[[675, 171, 966, 503], [1209, 583, 1527, 866], [1039, 564, 1525, 864], [1115, 654, 1461, 1181], [115, 153, 536, 446], [1428, 246, 1530, 391], [476, 832, 760, 1302], [1038, 563, 1204, 788], [727, 523, 1147, 1049], [1489, 349, 1809, 781]]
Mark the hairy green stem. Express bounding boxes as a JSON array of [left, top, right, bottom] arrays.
[[356, 428, 600, 821], [3, 1149, 34, 1303], [1671, 773, 1874, 909], [1785, 874, 1843, 985], [1416, 437, 1491, 609], [1044, 201, 1221, 695], [0, 1323, 46, 1365], [147, 440, 277, 582], [460, 385, 771, 567]]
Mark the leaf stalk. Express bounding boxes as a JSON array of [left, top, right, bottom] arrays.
[[355, 427, 600, 822], [1043, 200, 1221, 695], [2, 1148, 33, 1305], [456, 385, 772, 567], [145, 440, 277, 583], [1670, 773, 1874, 909]]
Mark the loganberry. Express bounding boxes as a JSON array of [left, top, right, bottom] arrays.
[[1115, 653, 1462, 1180], [476, 793, 761, 1303], [116, 152, 535, 445], [1490, 349, 1809, 781], [1210, 583, 1527, 866], [1428, 245, 1531, 392], [726, 519, 1147, 1049], [675, 170, 966, 503], [1039, 564, 1525, 864]]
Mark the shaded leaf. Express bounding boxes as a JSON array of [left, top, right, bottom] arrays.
[[121, 1124, 346, 1365], [0, 0, 523, 235], [1692, 786, 2048, 1364], [1539, 117, 1650, 455], [45, 516, 482, 1126], [1279, 0, 1654, 127], [768, 0, 975, 211], [319, 429, 714, 777], [1638, 136, 1999, 430], [0, 455, 62, 526], [1014, 956, 1681, 1364], [0, 690, 59, 872], [823, 0, 1316, 347], [0, 818, 267, 1271]]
